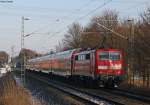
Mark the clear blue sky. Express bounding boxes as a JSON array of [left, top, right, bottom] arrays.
[[0, 0, 149, 55]]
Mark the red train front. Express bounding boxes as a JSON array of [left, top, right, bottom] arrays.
[[72, 48, 125, 87], [95, 49, 125, 87]]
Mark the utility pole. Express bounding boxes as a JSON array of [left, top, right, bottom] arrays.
[[21, 16, 25, 85], [11, 46, 15, 71], [21, 16, 29, 86], [128, 19, 135, 85]]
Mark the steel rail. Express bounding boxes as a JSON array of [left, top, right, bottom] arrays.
[[101, 88, 150, 103]]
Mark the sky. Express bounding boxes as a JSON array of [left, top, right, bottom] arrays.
[[0, 0, 149, 56]]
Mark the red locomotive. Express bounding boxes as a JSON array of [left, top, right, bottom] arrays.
[[27, 48, 125, 87]]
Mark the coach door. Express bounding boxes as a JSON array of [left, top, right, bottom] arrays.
[[90, 52, 95, 78]]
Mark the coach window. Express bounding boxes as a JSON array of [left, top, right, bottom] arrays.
[[78, 55, 82, 61], [80, 55, 82, 60], [80, 55, 82, 61], [83, 55, 85, 60], [86, 54, 90, 60], [79, 55, 82, 61], [75, 55, 78, 60], [78, 55, 80, 60], [82, 55, 86, 60]]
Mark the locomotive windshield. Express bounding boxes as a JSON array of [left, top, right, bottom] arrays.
[[99, 52, 109, 60], [99, 52, 121, 60]]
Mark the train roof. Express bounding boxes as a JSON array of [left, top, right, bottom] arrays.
[[28, 48, 123, 62], [28, 49, 76, 62], [96, 48, 122, 51], [74, 49, 95, 55]]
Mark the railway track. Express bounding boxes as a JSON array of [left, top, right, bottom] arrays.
[[24, 72, 123, 105], [81, 88, 150, 105], [101, 88, 150, 104], [22, 71, 150, 105]]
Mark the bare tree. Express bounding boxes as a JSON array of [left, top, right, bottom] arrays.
[[81, 23, 102, 49], [63, 22, 83, 49], [91, 9, 119, 47], [137, 7, 150, 87], [0, 51, 9, 66], [141, 7, 150, 26]]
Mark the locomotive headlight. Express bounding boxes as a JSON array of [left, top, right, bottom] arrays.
[[111, 64, 122, 69]]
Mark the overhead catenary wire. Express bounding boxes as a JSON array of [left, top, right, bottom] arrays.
[[50, 0, 149, 41], [35, 0, 113, 52], [76, 0, 96, 12], [21, 0, 145, 51], [48, 0, 113, 39], [25, 19, 60, 37], [24, 0, 97, 37], [76, 0, 112, 21], [96, 22, 127, 40], [23, 0, 126, 41]]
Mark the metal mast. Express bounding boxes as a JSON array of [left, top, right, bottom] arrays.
[[11, 46, 15, 71], [128, 19, 135, 84], [20, 16, 30, 85], [21, 16, 25, 85]]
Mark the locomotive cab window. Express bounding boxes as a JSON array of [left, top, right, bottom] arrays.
[[109, 52, 120, 60], [99, 52, 121, 60], [99, 52, 109, 60]]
